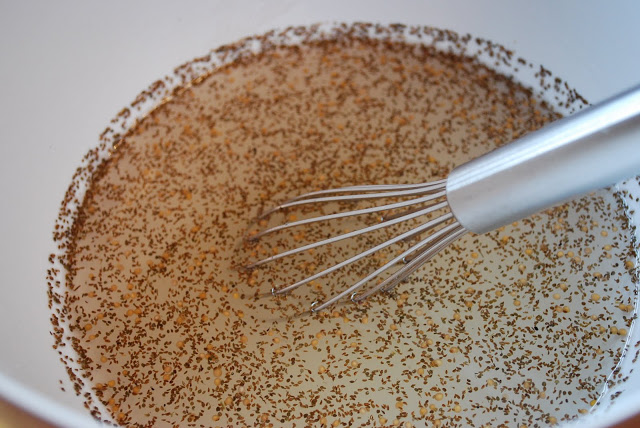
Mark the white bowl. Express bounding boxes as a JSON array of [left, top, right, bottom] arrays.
[[0, 1, 638, 426]]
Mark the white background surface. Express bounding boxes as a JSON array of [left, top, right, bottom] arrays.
[[0, 1, 638, 426]]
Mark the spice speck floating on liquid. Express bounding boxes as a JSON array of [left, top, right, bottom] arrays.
[[48, 24, 638, 427]]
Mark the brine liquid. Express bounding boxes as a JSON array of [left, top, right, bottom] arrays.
[[50, 26, 637, 427]]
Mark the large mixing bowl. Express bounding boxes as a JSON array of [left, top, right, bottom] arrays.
[[0, 1, 638, 427]]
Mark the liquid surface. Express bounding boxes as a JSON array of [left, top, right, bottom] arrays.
[[50, 27, 637, 427]]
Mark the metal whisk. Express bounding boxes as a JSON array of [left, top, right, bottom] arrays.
[[246, 84, 640, 312]]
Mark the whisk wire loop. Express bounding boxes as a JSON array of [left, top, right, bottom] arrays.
[[247, 180, 463, 310]]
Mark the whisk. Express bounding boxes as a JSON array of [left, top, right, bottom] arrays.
[[246, 84, 640, 312]]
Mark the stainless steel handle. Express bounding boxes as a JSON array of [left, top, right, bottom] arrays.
[[446, 84, 640, 234]]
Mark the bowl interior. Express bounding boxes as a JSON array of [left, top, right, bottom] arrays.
[[0, 2, 639, 427]]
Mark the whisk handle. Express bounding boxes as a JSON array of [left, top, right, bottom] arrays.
[[446, 83, 640, 235]]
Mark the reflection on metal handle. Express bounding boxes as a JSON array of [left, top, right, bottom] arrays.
[[446, 84, 640, 234]]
